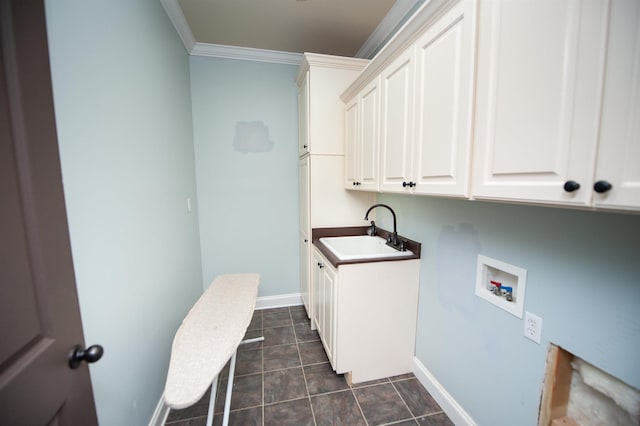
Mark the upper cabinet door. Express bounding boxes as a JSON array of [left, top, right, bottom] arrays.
[[298, 72, 310, 156], [359, 77, 380, 191], [593, 0, 640, 211], [471, 0, 609, 206], [379, 49, 415, 193], [344, 97, 359, 188], [412, 0, 474, 197]]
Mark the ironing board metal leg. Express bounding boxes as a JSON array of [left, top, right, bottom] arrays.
[[222, 350, 238, 426], [208, 336, 264, 426], [205, 375, 218, 426]]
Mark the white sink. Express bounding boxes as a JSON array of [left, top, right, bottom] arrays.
[[319, 235, 413, 261]]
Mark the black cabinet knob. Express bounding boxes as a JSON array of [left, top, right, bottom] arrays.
[[594, 180, 612, 193], [402, 181, 409, 187], [563, 180, 580, 192], [402, 181, 415, 188], [68, 344, 104, 369]]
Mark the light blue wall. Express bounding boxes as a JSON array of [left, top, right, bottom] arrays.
[[376, 193, 640, 425], [190, 56, 300, 296], [45, 1, 203, 424]]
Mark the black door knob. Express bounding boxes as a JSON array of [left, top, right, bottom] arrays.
[[68, 344, 104, 369], [593, 180, 612, 193], [563, 180, 580, 192]]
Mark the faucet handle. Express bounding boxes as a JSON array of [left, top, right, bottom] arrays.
[[367, 221, 377, 236]]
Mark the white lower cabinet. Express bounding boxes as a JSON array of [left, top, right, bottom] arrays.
[[312, 249, 336, 367], [311, 246, 420, 383]]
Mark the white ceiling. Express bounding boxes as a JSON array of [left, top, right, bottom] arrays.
[[174, 0, 419, 58]]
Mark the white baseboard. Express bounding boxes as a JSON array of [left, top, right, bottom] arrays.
[[148, 393, 170, 426], [413, 357, 476, 426], [255, 293, 303, 310]]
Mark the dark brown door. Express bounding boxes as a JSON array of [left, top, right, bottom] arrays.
[[0, 0, 99, 424]]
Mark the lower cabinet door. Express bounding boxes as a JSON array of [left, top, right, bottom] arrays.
[[322, 265, 337, 368], [311, 250, 322, 332]]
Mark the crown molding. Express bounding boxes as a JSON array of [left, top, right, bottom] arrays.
[[190, 43, 303, 65], [296, 53, 369, 86], [303, 53, 370, 71], [356, 0, 424, 59], [160, 0, 195, 52]]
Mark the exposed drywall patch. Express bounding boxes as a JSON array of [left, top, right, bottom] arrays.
[[539, 345, 640, 426], [233, 121, 274, 153], [568, 358, 640, 425]]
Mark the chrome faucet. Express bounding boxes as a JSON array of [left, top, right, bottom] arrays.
[[364, 204, 402, 249]]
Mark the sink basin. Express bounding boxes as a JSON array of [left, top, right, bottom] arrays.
[[319, 235, 413, 261]]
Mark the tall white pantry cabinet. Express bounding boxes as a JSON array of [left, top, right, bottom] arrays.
[[296, 53, 374, 321]]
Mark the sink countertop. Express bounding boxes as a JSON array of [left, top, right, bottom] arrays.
[[312, 226, 421, 268]]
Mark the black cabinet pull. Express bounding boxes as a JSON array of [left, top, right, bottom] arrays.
[[594, 180, 612, 193], [403, 181, 416, 188], [402, 181, 409, 187], [563, 180, 580, 192]]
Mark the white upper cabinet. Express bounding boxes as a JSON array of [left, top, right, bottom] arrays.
[[297, 54, 368, 157], [592, 0, 640, 211], [341, 0, 639, 212], [344, 97, 359, 187], [347, 0, 474, 198], [412, 0, 474, 197], [359, 78, 381, 191], [471, 0, 609, 206], [345, 77, 380, 191], [379, 49, 415, 193]]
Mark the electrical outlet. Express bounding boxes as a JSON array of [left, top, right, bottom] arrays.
[[524, 311, 542, 344]]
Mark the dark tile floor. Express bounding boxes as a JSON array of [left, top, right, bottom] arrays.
[[165, 306, 453, 426]]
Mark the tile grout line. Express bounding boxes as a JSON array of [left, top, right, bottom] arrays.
[[350, 384, 370, 426], [261, 310, 265, 426], [291, 307, 318, 426], [389, 379, 419, 424]]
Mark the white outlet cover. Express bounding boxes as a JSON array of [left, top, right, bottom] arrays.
[[524, 311, 542, 344]]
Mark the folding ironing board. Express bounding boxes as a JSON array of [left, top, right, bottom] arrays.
[[164, 273, 262, 426]]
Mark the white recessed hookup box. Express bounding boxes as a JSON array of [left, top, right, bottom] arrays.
[[475, 255, 527, 318]]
